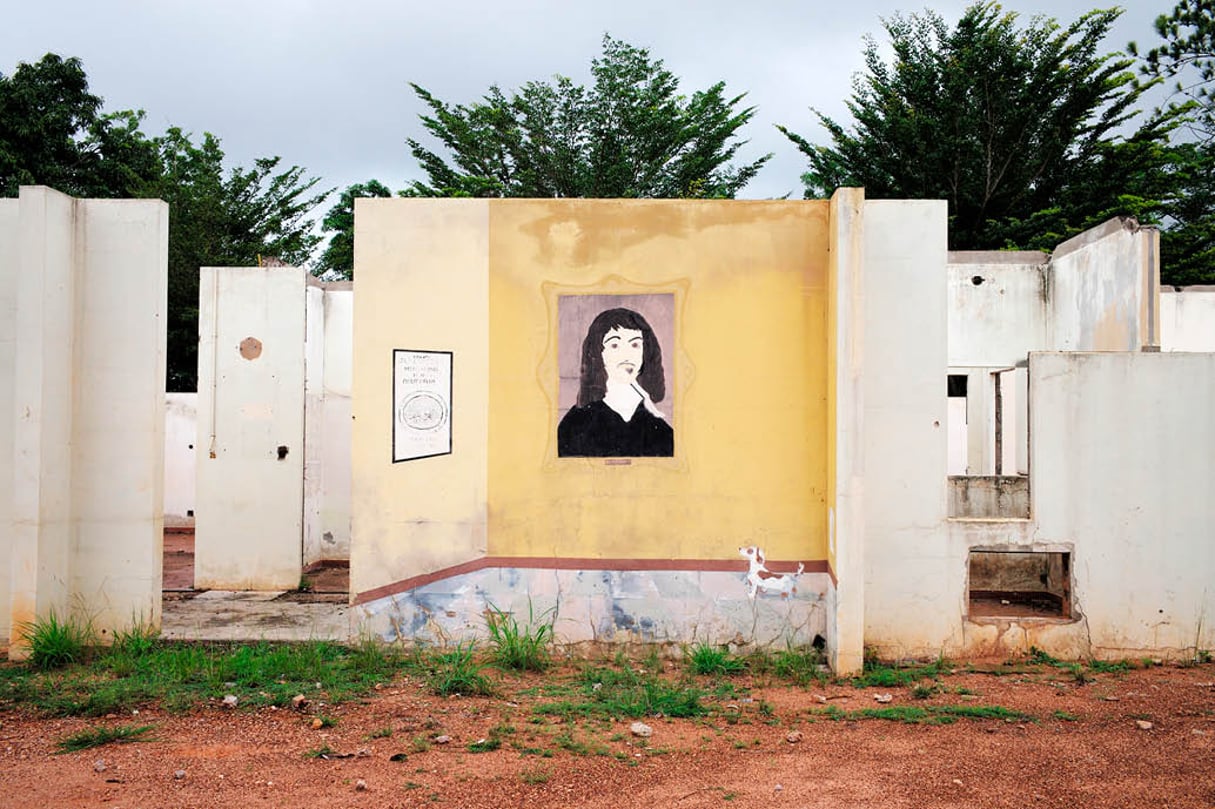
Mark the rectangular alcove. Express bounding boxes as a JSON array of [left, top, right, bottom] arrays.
[[968, 550, 1071, 619]]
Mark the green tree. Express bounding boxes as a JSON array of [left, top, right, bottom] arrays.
[[0, 53, 160, 197], [140, 128, 329, 391], [1130, 0, 1214, 285], [779, 3, 1178, 251], [406, 35, 769, 198], [315, 180, 394, 280]]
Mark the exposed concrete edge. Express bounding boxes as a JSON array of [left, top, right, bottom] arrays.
[[948, 250, 1049, 264], [1164, 285, 1215, 293], [1052, 217, 1154, 260], [354, 556, 834, 605]]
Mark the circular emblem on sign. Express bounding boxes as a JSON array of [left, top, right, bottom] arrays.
[[399, 392, 448, 431]]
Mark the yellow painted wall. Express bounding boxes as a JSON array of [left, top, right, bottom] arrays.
[[487, 200, 829, 563], [353, 199, 830, 597]]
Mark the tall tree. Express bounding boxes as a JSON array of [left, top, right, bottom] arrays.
[[140, 128, 329, 391], [1131, 0, 1215, 285], [0, 53, 160, 197], [406, 35, 770, 199], [315, 180, 394, 280], [779, 3, 1178, 252]]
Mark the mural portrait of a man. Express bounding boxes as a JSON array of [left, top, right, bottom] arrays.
[[557, 296, 674, 458]]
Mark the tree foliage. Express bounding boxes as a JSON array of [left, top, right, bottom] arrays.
[[315, 180, 393, 280], [1131, 0, 1215, 138], [406, 35, 769, 199], [779, 3, 1178, 252], [0, 54, 160, 197], [140, 128, 328, 390], [1, 53, 329, 390], [1131, 0, 1214, 285]]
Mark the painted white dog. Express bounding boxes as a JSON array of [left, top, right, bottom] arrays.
[[738, 546, 804, 599]]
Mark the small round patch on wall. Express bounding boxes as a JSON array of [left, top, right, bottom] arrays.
[[239, 337, 263, 360]]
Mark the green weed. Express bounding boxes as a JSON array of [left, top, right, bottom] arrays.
[[686, 644, 744, 676], [521, 766, 551, 784], [771, 646, 827, 687], [467, 737, 501, 753], [819, 704, 1029, 725], [21, 612, 94, 671], [425, 642, 494, 697], [368, 727, 393, 739], [1053, 710, 1078, 721], [485, 601, 555, 672], [56, 723, 155, 753], [533, 665, 706, 720]]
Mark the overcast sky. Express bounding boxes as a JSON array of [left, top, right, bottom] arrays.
[[4, 1, 1175, 207]]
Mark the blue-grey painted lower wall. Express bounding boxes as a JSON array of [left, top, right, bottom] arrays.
[[357, 567, 831, 651]]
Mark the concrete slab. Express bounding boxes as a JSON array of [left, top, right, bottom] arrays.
[[161, 592, 355, 643]]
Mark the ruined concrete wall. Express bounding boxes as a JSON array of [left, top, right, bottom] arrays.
[[948, 476, 1029, 519], [3, 188, 166, 656], [195, 267, 305, 590], [1161, 286, 1215, 352]]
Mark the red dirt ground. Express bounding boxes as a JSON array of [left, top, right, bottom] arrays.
[[2, 659, 1213, 808]]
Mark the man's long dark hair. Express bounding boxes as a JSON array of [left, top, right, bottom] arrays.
[[576, 308, 666, 407]]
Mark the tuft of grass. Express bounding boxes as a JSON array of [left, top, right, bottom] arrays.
[[56, 723, 155, 753], [425, 642, 495, 697], [819, 703, 1030, 725], [368, 727, 393, 739], [911, 683, 939, 700], [851, 655, 946, 689], [316, 715, 339, 728], [771, 646, 827, 687], [485, 601, 555, 672], [686, 644, 745, 676], [1028, 646, 1061, 666], [1053, 710, 1078, 721], [411, 735, 432, 753], [521, 766, 551, 785], [305, 744, 336, 759], [21, 612, 94, 671], [467, 737, 501, 753], [1088, 659, 1131, 674]]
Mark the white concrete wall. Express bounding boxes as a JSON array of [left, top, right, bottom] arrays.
[[1049, 218, 1159, 351], [1028, 352, 1215, 657], [0, 200, 18, 649], [303, 282, 325, 566], [69, 197, 168, 638], [195, 266, 306, 590], [4, 188, 167, 655], [948, 253, 1050, 367], [861, 199, 952, 658], [1161, 287, 1215, 351], [10, 187, 77, 644], [164, 393, 197, 523], [319, 285, 352, 561]]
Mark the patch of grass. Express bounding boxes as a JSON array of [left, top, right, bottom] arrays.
[[686, 644, 745, 676], [411, 735, 432, 753], [305, 744, 336, 758], [851, 655, 946, 689], [21, 612, 94, 671], [1053, 710, 1078, 721], [911, 683, 939, 700], [819, 703, 1030, 725], [316, 715, 338, 728], [56, 723, 155, 753], [425, 642, 494, 697], [1088, 659, 1131, 674], [771, 646, 827, 687], [521, 766, 551, 785], [1028, 646, 1061, 666], [467, 737, 501, 753], [485, 601, 555, 672], [368, 727, 393, 739], [1, 639, 407, 717], [534, 665, 707, 720]]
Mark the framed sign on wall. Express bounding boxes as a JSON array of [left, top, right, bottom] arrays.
[[393, 349, 452, 462]]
